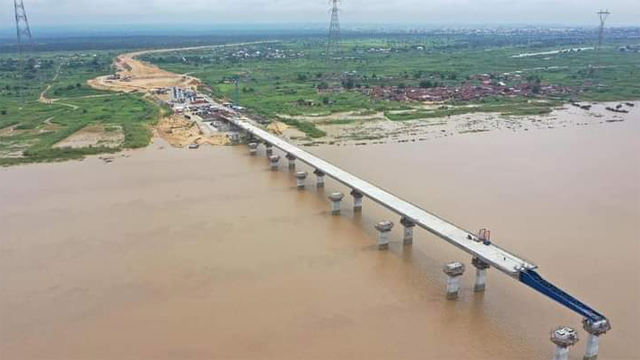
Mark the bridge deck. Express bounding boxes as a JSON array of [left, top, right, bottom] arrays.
[[232, 118, 537, 276]]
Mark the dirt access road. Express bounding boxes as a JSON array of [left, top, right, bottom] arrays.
[[89, 42, 278, 93], [87, 41, 277, 146]]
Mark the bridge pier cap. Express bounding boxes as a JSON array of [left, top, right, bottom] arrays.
[[286, 153, 297, 169], [296, 171, 308, 190], [350, 190, 364, 212], [400, 217, 416, 245], [314, 169, 325, 188], [443, 262, 465, 300], [328, 192, 344, 215], [582, 318, 611, 360], [248, 142, 258, 155], [551, 326, 579, 360], [269, 155, 280, 171], [375, 220, 394, 250], [472, 256, 490, 292]]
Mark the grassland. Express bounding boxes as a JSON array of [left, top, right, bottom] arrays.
[[143, 36, 640, 137], [0, 51, 161, 166]]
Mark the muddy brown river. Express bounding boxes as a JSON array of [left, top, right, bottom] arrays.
[[1, 118, 638, 359]]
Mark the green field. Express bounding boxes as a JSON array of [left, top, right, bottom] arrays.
[[0, 51, 160, 166], [143, 36, 640, 137]]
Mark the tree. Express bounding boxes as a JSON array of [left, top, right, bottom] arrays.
[[1, 109, 7, 115], [419, 80, 433, 88]]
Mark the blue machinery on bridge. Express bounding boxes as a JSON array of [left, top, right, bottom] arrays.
[[232, 117, 611, 360]]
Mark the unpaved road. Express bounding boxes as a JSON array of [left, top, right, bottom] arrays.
[[87, 41, 277, 146], [88, 41, 277, 93]]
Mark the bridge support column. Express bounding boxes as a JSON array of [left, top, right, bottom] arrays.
[[350, 190, 364, 212], [314, 169, 325, 188], [550, 326, 579, 360], [400, 217, 416, 245], [265, 143, 273, 157], [269, 155, 280, 171], [248, 142, 258, 156], [471, 257, 490, 292], [582, 318, 611, 360], [296, 171, 308, 190], [375, 221, 394, 250], [328, 192, 344, 215], [286, 153, 296, 169], [443, 262, 465, 300]]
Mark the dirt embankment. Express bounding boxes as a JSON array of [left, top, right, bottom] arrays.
[[87, 42, 277, 147]]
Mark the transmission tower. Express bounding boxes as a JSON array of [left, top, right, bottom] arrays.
[[597, 9, 611, 51], [326, 0, 342, 77], [14, 0, 34, 104]]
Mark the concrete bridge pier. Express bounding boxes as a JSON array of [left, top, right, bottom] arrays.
[[269, 155, 280, 171], [314, 169, 325, 188], [400, 217, 416, 245], [328, 192, 344, 215], [350, 190, 364, 212], [248, 142, 258, 156], [265, 143, 274, 156], [296, 171, 308, 190], [550, 326, 579, 360], [582, 318, 611, 360], [471, 257, 490, 292], [286, 153, 296, 169], [443, 262, 465, 300], [375, 220, 394, 250]]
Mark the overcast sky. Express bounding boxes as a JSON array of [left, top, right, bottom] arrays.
[[1, 0, 639, 29]]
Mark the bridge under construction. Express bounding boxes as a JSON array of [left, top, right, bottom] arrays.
[[225, 115, 611, 360]]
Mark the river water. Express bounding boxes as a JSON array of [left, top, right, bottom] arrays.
[[1, 117, 638, 359]]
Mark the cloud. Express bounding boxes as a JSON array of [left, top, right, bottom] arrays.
[[1, 0, 639, 28]]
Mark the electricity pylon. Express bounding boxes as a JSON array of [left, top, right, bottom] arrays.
[[597, 10, 611, 51], [326, 0, 342, 77], [14, 0, 34, 104]]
